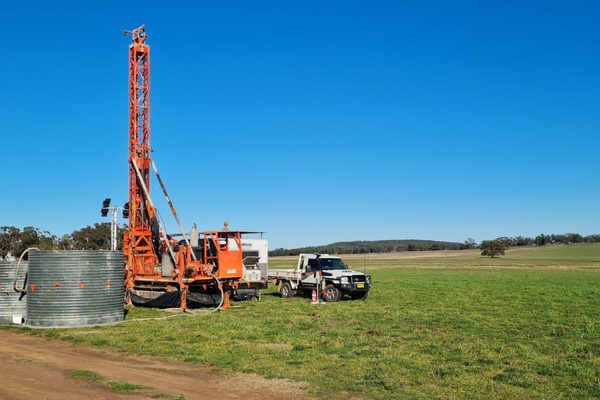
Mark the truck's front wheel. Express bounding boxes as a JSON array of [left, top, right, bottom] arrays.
[[280, 282, 296, 298], [323, 284, 342, 302]]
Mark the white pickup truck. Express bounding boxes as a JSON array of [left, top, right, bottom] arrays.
[[268, 253, 371, 302]]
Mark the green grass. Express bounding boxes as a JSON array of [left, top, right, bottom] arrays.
[[71, 369, 171, 396], [71, 369, 103, 381], [106, 381, 153, 391], [6, 243, 600, 399]]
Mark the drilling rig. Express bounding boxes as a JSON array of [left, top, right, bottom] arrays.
[[122, 25, 263, 309]]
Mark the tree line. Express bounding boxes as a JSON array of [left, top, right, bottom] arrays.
[[478, 233, 600, 258], [269, 239, 468, 257], [270, 233, 600, 257], [0, 224, 127, 260], [1, 225, 598, 260]]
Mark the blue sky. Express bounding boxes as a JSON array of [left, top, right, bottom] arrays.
[[1, 1, 598, 250]]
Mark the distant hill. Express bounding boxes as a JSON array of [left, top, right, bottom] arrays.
[[269, 239, 467, 257], [268, 232, 600, 257]]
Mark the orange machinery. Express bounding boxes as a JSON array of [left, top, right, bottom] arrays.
[[122, 25, 247, 309]]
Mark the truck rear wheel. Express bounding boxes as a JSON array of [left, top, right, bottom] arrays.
[[280, 282, 296, 298], [323, 284, 342, 302]]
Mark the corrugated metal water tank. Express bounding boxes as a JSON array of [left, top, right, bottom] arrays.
[[0, 261, 28, 323], [26, 250, 124, 328]]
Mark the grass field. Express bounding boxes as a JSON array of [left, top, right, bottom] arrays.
[[4, 244, 600, 399]]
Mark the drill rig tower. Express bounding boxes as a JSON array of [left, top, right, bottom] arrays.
[[122, 25, 252, 309]]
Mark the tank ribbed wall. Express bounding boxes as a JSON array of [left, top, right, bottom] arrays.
[[26, 251, 124, 328], [0, 261, 28, 323]]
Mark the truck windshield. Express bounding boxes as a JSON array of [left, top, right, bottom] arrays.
[[308, 258, 348, 270]]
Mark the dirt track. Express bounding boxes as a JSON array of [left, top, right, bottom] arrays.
[[0, 329, 314, 400]]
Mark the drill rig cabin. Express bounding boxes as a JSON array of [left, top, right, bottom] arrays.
[[122, 25, 264, 310]]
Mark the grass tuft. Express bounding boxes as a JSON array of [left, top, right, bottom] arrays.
[[106, 381, 153, 391], [70, 369, 103, 381]]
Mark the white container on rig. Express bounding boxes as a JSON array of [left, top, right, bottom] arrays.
[[240, 238, 268, 277], [227, 236, 268, 300]]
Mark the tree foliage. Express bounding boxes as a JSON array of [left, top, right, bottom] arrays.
[[463, 238, 477, 249], [480, 240, 509, 258], [0, 224, 127, 260], [0, 226, 56, 259]]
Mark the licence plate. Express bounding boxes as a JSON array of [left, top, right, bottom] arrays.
[[356, 283, 364, 289]]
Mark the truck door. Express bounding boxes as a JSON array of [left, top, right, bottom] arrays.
[[302, 258, 319, 288]]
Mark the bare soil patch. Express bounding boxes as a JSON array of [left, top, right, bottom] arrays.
[[0, 329, 315, 400]]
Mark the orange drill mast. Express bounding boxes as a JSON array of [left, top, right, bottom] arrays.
[[122, 25, 246, 309], [123, 25, 157, 276]]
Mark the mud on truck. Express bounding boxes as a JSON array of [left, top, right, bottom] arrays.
[[268, 253, 371, 302]]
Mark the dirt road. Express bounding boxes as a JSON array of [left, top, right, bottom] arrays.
[[0, 329, 314, 400]]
